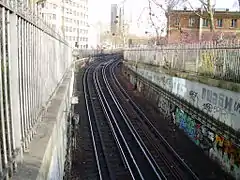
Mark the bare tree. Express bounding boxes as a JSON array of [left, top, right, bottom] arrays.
[[148, 0, 183, 41], [148, 1, 161, 45], [233, 0, 240, 11], [184, 0, 215, 32]]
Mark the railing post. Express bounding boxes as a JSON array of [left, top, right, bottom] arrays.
[[9, 11, 23, 165]]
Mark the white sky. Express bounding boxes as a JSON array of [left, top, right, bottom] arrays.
[[88, 0, 237, 23], [88, 0, 237, 35]]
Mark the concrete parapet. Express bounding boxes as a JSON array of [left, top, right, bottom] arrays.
[[125, 61, 240, 132], [12, 69, 74, 180], [125, 61, 240, 93]]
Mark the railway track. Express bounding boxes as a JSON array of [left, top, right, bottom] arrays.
[[97, 63, 164, 180], [82, 56, 168, 180], [103, 59, 200, 180], [80, 54, 199, 180], [84, 61, 133, 180]]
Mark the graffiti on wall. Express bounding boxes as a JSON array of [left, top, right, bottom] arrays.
[[202, 87, 240, 115], [137, 68, 173, 92], [210, 134, 240, 178], [133, 66, 240, 130], [160, 75, 173, 90], [172, 79, 187, 97], [158, 95, 175, 119], [174, 107, 240, 179], [128, 65, 240, 178], [201, 87, 239, 126], [174, 107, 213, 147], [189, 90, 199, 107]]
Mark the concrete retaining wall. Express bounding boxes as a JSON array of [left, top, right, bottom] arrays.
[[126, 63, 240, 132], [123, 63, 240, 179], [12, 63, 77, 180]]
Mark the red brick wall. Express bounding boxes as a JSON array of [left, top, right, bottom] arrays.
[[168, 10, 240, 43], [168, 29, 200, 43]]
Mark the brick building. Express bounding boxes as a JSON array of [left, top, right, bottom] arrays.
[[168, 8, 240, 43]]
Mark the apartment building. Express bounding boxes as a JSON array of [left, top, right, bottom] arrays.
[[168, 8, 240, 43], [40, 0, 89, 48]]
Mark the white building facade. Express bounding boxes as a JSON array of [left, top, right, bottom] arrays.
[[40, 0, 89, 48]]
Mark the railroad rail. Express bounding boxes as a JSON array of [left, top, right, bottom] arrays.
[[81, 54, 199, 180], [83, 59, 136, 180], [106, 59, 200, 180]]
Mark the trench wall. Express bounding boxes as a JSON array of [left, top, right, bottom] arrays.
[[122, 63, 240, 179]]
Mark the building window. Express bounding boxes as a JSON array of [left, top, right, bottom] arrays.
[[202, 18, 208, 27], [231, 19, 237, 27], [53, 14, 56, 19], [217, 19, 223, 27], [188, 17, 195, 27]]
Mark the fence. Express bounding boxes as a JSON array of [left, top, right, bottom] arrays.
[[0, 0, 95, 179], [124, 40, 240, 83]]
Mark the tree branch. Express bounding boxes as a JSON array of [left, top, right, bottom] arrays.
[[185, 1, 203, 17], [148, 0, 160, 45], [198, 0, 208, 6]]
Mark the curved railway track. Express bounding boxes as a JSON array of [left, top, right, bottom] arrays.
[[80, 55, 199, 180], [84, 61, 134, 180], [108, 61, 199, 179], [104, 59, 199, 180]]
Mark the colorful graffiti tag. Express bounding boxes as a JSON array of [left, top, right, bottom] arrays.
[[174, 107, 240, 179], [210, 135, 240, 179], [175, 108, 198, 143], [174, 108, 213, 147]]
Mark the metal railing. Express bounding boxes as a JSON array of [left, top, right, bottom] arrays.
[[0, 0, 96, 179], [124, 40, 240, 83]]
